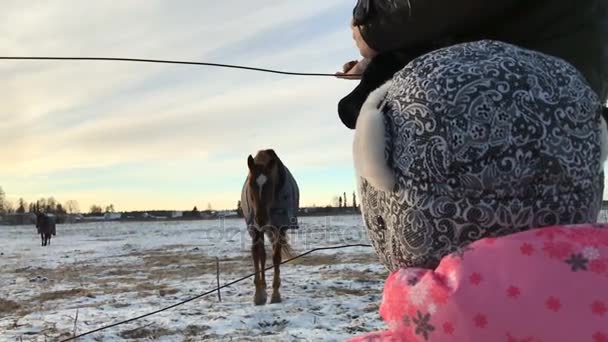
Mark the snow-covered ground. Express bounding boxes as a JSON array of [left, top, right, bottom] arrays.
[[0, 215, 388, 341]]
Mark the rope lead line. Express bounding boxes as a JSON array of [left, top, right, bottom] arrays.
[[0, 56, 362, 77], [59, 243, 372, 341]]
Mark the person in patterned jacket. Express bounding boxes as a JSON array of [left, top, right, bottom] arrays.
[[337, 1, 608, 340]]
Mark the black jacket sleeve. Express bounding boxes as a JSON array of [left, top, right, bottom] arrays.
[[355, 0, 522, 52]]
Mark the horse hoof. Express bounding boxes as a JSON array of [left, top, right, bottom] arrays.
[[254, 291, 267, 306], [270, 292, 282, 304]]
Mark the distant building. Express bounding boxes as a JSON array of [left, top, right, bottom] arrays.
[[200, 211, 216, 219], [141, 212, 164, 220], [0, 213, 36, 225], [218, 210, 238, 218], [104, 213, 122, 221], [83, 215, 106, 221], [64, 214, 84, 223]]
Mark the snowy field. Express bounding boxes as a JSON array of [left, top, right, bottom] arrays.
[[0, 215, 387, 341]]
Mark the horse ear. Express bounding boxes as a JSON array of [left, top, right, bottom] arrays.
[[266, 149, 281, 162], [266, 149, 280, 167], [247, 155, 255, 170]]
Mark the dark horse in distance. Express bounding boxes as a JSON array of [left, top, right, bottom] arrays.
[[241, 149, 299, 305], [36, 212, 56, 246]]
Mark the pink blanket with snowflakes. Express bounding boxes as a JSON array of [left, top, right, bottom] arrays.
[[349, 224, 608, 342]]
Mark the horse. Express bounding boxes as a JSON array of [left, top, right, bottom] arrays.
[[35, 212, 56, 246], [241, 149, 299, 305]]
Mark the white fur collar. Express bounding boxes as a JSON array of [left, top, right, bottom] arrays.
[[600, 115, 608, 172], [353, 85, 608, 193], [353, 81, 395, 192]]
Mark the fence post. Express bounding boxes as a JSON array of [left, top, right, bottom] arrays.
[[73, 309, 79, 338], [216, 257, 222, 302]]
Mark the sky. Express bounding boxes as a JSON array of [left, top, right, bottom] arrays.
[[0, 1, 362, 212]]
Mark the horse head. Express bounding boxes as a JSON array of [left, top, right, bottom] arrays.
[[246, 149, 285, 227], [35, 211, 45, 227]]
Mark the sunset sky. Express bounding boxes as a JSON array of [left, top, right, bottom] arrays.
[[1, 1, 361, 211]]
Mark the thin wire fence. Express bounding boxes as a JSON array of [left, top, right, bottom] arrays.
[[0, 56, 362, 77], [2, 54, 366, 341], [59, 243, 373, 341]]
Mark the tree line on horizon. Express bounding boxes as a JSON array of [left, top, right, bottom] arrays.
[[0, 185, 361, 217], [0, 185, 216, 216], [0, 185, 101, 216]]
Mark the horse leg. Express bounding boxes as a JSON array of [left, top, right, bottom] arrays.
[[47, 234, 51, 246], [270, 228, 283, 304], [252, 231, 267, 305], [41, 233, 44, 246]]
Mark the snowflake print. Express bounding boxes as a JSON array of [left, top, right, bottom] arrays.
[[443, 322, 455, 335], [592, 301, 607, 317], [469, 272, 483, 285], [428, 303, 437, 315], [565, 253, 589, 271], [543, 241, 573, 259], [535, 228, 562, 241], [545, 296, 561, 312], [474, 314, 488, 328], [567, 227, 607, 245], [412, 311, 435, 341], [520, 243, 534, 255], [507, 286, 521, 298], [409, 283, 429, 305], [582, 246, 601, 260]]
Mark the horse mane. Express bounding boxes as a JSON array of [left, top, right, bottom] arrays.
[[263, 149, 286, 194]]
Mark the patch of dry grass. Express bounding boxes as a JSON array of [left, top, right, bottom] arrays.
[[104, 268, 135, 277], [363, 304, 380, 313], [290, 252, 379, 267], [290, 254, 339, 266], [322, 268, 388, 282], [112, 303, 131, 309], [8, 248, 228, 305], [8, 244, 383, 335], [327, 286, 370, 296], [158, 288, 179, 297], [0, 298, 21, 314], [119, 325, 175, 339], [183, 324, 211, 336], [32, 288, 89, 303]]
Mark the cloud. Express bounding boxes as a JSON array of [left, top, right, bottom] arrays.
[[0, 1, 362, 210]]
